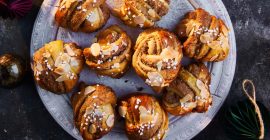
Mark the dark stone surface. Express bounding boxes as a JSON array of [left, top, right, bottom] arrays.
[[0, 0, 269, 139]]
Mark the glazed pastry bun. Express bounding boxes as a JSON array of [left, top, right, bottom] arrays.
[[32, 40, 83, 94], [118, 94, 168, 140], [83, 25, 132, 78], [106, 0, 170, 28], [55, 0, 110, 33], [162, 63, 212, 116], [176, 8, 230, 62], [132, 28, 183, 93], [71, 83, 117, 140]]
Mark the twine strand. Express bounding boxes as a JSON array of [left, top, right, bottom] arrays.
[[242, 79, 264, 139]]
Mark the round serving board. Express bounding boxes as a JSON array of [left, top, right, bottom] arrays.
[[30, 0, 236, 139]]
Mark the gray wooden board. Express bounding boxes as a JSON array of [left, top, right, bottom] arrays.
[[30, 0, 237, 139]]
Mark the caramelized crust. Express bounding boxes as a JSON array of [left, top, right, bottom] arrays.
[[162, 63, 212, 115], [55, 0, 110, 33], [132, 28, 183, 93], [83, 25, 132, 78], [175, 8, 230, 62], [32, 40, 83, 94], [118, 94, 168, 140], [106, 0, 170, 28], [71, 83, 117, 140]]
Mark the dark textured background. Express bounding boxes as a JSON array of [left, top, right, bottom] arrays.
[[0, 0, 269, 139]]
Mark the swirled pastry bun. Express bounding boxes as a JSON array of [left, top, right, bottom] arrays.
[[132, 28, 183, 93], [71, 83, 117, 140], [106, 0, 170, 28], [118, 93, 168, 140], [162, 63, 212, 116], [32, 40, 83, 94], [83, 25, 132, 78], [55, 0, 110, 33], [176, 8, 230, 62]]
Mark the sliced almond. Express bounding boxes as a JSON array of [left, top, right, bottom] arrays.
[[185, 22, 194, 36], [179, 94, 193, 103], [63, 63, 71, 72], [89, 124, 96, 134], [118, 106, 127, 118], [54, 56, 62, 67], [106, 115, 114, 127], [183, 102, 197, 109], [196, 79, 206, 90], [196, 79, 209, 99], [61, 53, 71, 63], [85, 107, 93, 115], [140, 113, 153, 123], [200, 32, 214, 44], [55, 63, 71, 74], [160, 47, 179, 61], [65, 45, 75, 56], [148, 9, 156, 17], [54, 67, 65, 75], [90, 43, 101, 57], [55, 74, 69, 82], [86, 9, 98, 23], [139, 106, 152, 123], [84, 86, 96, 95], [146, 72, 164, 87], [106, 0, 124, 9], [152, 113, 159, 124], [156, 61, 163, 71], [94, 108, 103, 116], [219, 35, 229, 49], [36, 62, 43, 71], [111, 63, 120, 69], [139, 106, 149, 115], [102, 104, 113, 115], [134, 15, 145, 24], [101, 48, 111, 55], [207, 41, 220, 49], [210, 54, 219, 61], [111, 44, 119, 52], [70, 57, 79, 67], [185, 21, 200, 36]]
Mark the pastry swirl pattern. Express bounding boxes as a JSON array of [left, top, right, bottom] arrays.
[[83, 25, 132, 78], [55, 0, 110, 33], [71, 83, 117, 140], [106, 0, 170, 28], [132, 28, 182, 93], [32, 40, 83, 94], [118, 94, 168, 140], [162, 63, 212, 115], [176, 8, 230, 62]]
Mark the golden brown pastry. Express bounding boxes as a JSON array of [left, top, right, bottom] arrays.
[[32, 40, 83, 94], [175, 8, 230, 62], [83, 25, 132, 78], [71, 83, 117, 140], [118, 94, 168, 140], [132, 28, 183, 93], [162, 63, 212, 116], [106, 0, 170, 28], [55, 0, 110, 33]]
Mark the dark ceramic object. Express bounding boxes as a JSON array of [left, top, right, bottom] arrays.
[[0, 54, 26, 88]]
